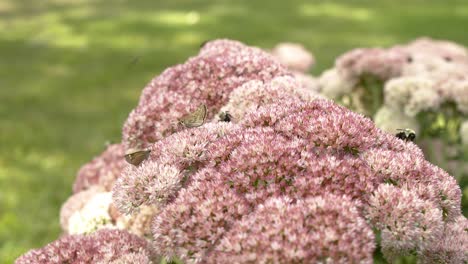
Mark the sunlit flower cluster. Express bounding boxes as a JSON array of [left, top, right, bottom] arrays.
[[418, 216, 468, 264], [15, 229, 155, 264], [67, 192, 115, 234], [336, 47, 408, 81], [319, 37, 468, 117], [271, 42, 315, 72], [17, 39, 466, 264], [218, 75, 320, 122], [123, 39, 290, 149], [208, 195, 375, 264], [318, 37, 468, 181], [115, 75, 463, 263]]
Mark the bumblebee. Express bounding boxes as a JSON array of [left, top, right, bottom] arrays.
[[218, 111, 232, 122], [395, 128, 416, 142]]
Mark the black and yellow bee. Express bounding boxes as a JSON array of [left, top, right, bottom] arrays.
[[395, 128, 416, 142], [218, 111, 232, 122]]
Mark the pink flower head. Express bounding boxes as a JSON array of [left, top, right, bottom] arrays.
[[438, 78, 468, 114], [116, 96, 463, 263], [122, 39, 290, 149], [292, 71, 321, 92], [336, 47, 409, 81], [208, 195, 375, 264], [152, 169, 251, 263], [113, 122, 238, 214], [208, 127, 305, 205], [110, 41, 466, 263], [105, 252, 152, 264], [15, 229, 154, 264], [418, 216, 468, 263], [218, 75, 319, 122], [73, 143, 126, 193], [271, 42, 316, 72], [384, 76, 441, 117], [403, 37, 468, 70], [368, 184, 444, 260], [112, 161, 181, 214], [292, 148, 378, 205], [241, 98, 380, 152]]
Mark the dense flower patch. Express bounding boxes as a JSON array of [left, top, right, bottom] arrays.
[[17, 39, 467, 264]]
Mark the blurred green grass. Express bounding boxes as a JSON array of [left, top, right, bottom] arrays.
[[1, 0, 468, 262]]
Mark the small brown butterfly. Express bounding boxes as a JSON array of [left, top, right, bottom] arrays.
[[179, 104, 207, 128], [124, 148, 151, 166]]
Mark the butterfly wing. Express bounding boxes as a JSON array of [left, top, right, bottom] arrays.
[[125, 149, 151, 166], [180, 104, 207, 128]]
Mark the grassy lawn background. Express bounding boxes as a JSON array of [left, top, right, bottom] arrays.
[[1, 0, 468, 262]]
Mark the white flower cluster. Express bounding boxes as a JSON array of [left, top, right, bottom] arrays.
[[384, 77, 440, 117], [374, 106, 420, 135], [318, 68, 356, 99], [68, 192, 115, 234], [317, 38, 468, 136]]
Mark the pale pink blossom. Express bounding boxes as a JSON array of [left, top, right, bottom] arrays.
[[116, 205, 159, 237], [104, 252, 152, 264], [402, 37, 468, 76], [15, 229, 154, 264], [291, 71, 321, 92], [438, 79, 468, 114], [113, 123, 237, 214], [373, 106, 419, 134], [60, 186, 105, 233], [418, 216, 468, 264], [241, 98, 380, 152], [208, 195, 375, 264], [152, 169, 252, 263], [112, 162, 181, 214], [67, 192, 115, 235], [336, 47, 409, 81], [122, 39, 290, 149], [318, 68, 356, 99], [384, 76, 440, 117], [271, 42, 316, 72], [368, 184, 444, 260], [218, 76, 319, 122]]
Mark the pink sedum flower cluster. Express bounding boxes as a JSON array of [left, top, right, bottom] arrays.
[[336, 47, 408, 81], [418, 216, 468, 263], [320, 37, 468, 117], [17, 39, 467, 264], [114, 70, 464, 263], [271, 42, 316, 72], [218, 75, 320, 122], [208, 195, 375, 264], [15, 229, 155, 264], [122, 39, 290, 149]]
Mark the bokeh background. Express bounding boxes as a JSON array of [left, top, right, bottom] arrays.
[[1, 0, 468, 262]]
